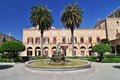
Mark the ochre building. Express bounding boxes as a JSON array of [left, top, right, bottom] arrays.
[[22, 8, 120, 57], [22, 28, 106, 57]]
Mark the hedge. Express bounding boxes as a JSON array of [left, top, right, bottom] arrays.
[[30, 56, 50, 60]]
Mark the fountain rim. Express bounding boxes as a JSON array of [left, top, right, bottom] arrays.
[[25, 59, 91, 71]]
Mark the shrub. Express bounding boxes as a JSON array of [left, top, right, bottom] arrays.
[[0, 57, 13, 62], [102, 58, 120, 63], [102, 54, 120, 63], [105, 54, 116, 58], [30, 56, 50, 60], [102, 58, 111, 63], [65, 56, 79, 59], [87, 56, 97, 62], [20, 56, 30, 62], [78, 56, 88, 60], [116, 56, 120, 58]]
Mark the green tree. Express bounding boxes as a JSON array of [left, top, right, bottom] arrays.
[[0, 40, 25, 60], [61, 3, 83, 56], [92, 43, 112, 61], [30, 5, 53, 56]]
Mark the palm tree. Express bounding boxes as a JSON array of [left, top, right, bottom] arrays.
[[61, 3, 83, 56], [30, 5, 53, 56]]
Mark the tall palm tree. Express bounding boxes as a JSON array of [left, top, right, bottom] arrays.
[[61, 3, 83, 56], [30, 5, 53, 56]]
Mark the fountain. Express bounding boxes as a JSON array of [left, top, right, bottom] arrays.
[[25, 41, 91, 71], [49, 41, 65, 64]]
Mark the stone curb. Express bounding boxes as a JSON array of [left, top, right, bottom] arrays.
[[25, 59, 91, 71], [0, 62, 15, 65]]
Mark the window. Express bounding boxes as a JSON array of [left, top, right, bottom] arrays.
[[44, 38, 49, 44], [80, 37, 84, 43], [53, 37, 56, 44], [62, 37, 66, 43], [96, 37, 100, 43], [88, 37, 92, 44], [27, 38, 33, 44], [116, 21, 119, 26], [35, 38, 40, 44]]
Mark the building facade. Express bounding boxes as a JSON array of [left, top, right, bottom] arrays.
[[22, 8, 120, 57], [22, 28, 106, 57], [0, 33, 15, 44], [95, 8, 120, 41]]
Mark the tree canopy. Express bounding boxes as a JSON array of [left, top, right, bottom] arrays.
[[0, 40, 25, 52], [61, 3, 83, 29], [92, 43, 112, 54], [29, 4, 53, 56], [29, 4, 53, 31], [61, 3, 83, 56]]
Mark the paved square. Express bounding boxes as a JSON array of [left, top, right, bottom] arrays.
[[0, 62, 120, 80]]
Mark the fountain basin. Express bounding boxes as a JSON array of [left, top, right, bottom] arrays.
[[25, 59, 91, 71]]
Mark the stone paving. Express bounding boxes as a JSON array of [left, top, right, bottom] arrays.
[[0, 62, 120, 80]]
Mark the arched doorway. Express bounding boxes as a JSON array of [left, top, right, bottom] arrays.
[[27, 47, 33, 57], [35, 47, 41, 56], [61, 46, 68, 56], [89, 46, 92, 56], [72, 46, 77, 56], [52, 46, 56, 54], [44, 47, 49, 56], [80, 46, 86, 56]]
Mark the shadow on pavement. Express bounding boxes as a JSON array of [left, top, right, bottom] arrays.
[[0, 65, 13, 70], [113, 66, 120, 69]]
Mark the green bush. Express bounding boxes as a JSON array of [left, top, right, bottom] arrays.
[[102, 58, 110, 63], [102, 58, 120, 63], [105, 54, 116, 58], [65, 56, 79, 59], [116, 56, 120, 58], [0, 57, 13, 62], [78, 56, 88, 60], [0, 54, 20, 62], [102, 54, 120, 63], [12, 57, 20, 62], [87, 56, 97, 62], [30, 56, 50, 60]]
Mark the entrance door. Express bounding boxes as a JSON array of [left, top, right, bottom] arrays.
[[27, 51, 32, 57], [61, 46, 68, 56], [62, 49, 66, 56], [89, 50, 92, 56]]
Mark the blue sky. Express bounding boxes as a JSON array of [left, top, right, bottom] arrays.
[[0, 0, 120, 41]]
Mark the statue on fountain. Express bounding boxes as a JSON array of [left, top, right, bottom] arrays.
[[50, 40, 65, 64]]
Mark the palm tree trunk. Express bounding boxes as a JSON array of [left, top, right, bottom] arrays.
[[71, 28, 74, 56], [41, 31, 44, 56]]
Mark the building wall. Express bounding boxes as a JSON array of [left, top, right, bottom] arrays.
[[106, 18, 120, 40], [22, 28, 106, 57], [0, 33, 15, 44], [22, 8, 120, 57]]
